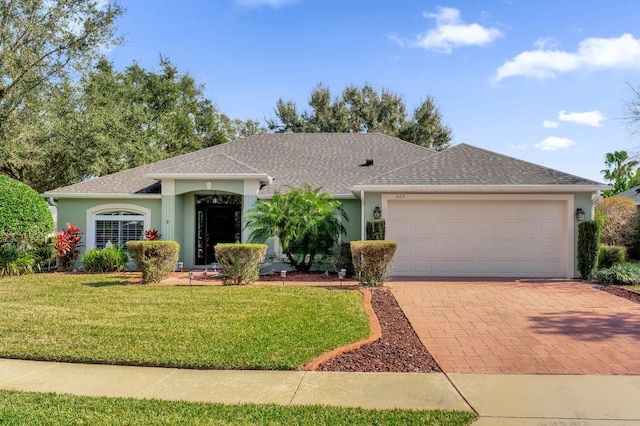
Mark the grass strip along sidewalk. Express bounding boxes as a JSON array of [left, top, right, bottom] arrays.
[[0, 273, 369, 370], [0, 390, 477, 426]]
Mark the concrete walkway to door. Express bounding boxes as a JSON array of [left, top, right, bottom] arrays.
[[388, 279, 640, 375]]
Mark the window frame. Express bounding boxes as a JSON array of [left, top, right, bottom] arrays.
[[86, 204, 151, 250]]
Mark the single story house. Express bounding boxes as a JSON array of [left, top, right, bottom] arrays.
[[44, 133, 607, 278], [617, 185, 640, 205]]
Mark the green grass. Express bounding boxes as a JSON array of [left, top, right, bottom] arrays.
[[0, 273, 370, 369], [626, 285, 640, 292], [0, 390, 477, 426]]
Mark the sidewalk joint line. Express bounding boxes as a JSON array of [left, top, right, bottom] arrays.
[[443, 372, 478, 416], [138, 368, 179, 398], [288, 371, 307, 405]]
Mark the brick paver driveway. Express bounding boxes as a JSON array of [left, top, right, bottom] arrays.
[[388, 279, 640, 374]]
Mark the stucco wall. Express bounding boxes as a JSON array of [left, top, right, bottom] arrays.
[[56, 197, 162, 253]]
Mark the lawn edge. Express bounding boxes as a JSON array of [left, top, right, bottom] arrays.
[[303, 288, 381, 371]]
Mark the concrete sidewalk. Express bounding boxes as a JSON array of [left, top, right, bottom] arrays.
[[2, 359, 640, 425]]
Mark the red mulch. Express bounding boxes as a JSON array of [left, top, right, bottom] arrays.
[[316, 288, 442, 373], [597, 285, 640, 304]]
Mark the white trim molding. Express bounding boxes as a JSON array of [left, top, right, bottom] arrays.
[[352, 184, 609, 194], [86, 204, 152, 250]]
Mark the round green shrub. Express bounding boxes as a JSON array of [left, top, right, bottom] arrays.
[[0, 175, 54, 248], [350, 240, 398, 287], [126, 240, 180, 283], [214, 243, 267, 285]]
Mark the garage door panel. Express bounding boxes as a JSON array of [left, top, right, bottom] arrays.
[[387, 199, 567, 278]]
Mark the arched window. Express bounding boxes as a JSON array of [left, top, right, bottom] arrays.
[[87, 205, 150, 249]]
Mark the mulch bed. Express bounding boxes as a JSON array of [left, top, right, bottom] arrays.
[[316, 288, 442, 373], [596, 285, 640, 304]]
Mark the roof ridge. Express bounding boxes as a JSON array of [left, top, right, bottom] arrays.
[[214, 152, 265, 174], [358, 150, 439, 185]]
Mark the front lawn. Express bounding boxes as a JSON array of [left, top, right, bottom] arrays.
[[0, 273, 369, 369], [0, 390, 477, 425]]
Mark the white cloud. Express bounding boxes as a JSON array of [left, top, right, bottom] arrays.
[[235, 0, 297, 8], [542, 120, 560, 128], [558, 110, 605, 127], [533, 37, 559, 50], [400, 7, 502, 54], [535, 136, 575, 151], [495, 33, 640, 80]]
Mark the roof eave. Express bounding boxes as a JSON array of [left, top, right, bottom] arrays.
[[146, 173, 272, 182], [43, 193, 162, 199], [350, 184, 610, 195]]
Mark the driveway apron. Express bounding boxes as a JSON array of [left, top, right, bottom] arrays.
[[388, 280, 640, 374]]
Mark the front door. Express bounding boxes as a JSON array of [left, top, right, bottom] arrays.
[[195, 195, 242, 265]]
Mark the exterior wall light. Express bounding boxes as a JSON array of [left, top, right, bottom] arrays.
[[373, 206, 382, 219], [575, 208, 585, 221]]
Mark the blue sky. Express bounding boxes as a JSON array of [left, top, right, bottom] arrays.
[[107, 0, 640, 182]]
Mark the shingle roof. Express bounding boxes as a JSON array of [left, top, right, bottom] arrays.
[[45, 136, 605, 197], [361, 143, 604, 186], [617, 185, 640, 204], [46, 133, 436, 195]]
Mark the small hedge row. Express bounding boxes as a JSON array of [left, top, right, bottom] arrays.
[[215, 243, 267, 285], [351, 240, 397, 287], [366, 219, 385, 240], [126, 241, 180, 284], [81, 245, 129, 273]]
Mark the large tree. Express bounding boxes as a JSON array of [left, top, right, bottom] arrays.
[[5, 56, 265, 192], [266, 84, 452, 150], [0, 0, 123, 182]]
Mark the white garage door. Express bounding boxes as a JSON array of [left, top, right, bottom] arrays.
[[387, 199, 568, 277]]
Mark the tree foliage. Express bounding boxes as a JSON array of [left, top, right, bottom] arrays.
[[2, 56, 265, 192], [0, 175, 53, 248], [267, 84, 452, 150], [0, 0, 123, 185], [245, 184, 347, 272], [596, 196, 638, 246], [601, 150, 640, 196]]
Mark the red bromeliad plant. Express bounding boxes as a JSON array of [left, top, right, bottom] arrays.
[[55, 223, 83, 271], [144, 229, 162, 240]]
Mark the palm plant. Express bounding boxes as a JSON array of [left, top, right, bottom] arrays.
[[601, 150, 640, 195], [245, 184, 347, 272]]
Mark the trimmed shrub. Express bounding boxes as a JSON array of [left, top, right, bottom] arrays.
[[350, 240, 398, 287], [215, 243, 267, 285], [0, 244, 38, 277], [82, 245, 129, 273], [55, 223, 83, 271], [597, 245, 626, 269], [577, 220, 600, 279], [0, 175, 53, 248], [126, 240, 180, 284], [366, 219, 386, 240], [594, 263, 640, 286]]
